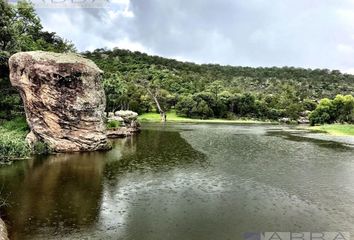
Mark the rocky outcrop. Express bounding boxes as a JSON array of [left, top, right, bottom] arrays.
[[106, 127, 140, 138], [297, 111, 311, 124], [279, 117, 291, 124], [0, 218, 8, 240], [9, 51, 110, 152], [106, 110, 140, 138], [115, 110, 139, 128], [297, 116, 310, 124]]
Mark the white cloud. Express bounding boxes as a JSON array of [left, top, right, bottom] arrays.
[[343, 68, 354, 74], [337, 44, 354, 54], [110, 0, 129, 4], [36, 0, 354, 72], [336, 9, 354, 22], [106, 37, 149, 53]]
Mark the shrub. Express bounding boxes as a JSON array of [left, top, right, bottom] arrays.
[[0, 128, 29, 160], [225, 112, 237, 120], [191, 99, 214, 119], [175, 95, 195, 118], [309, 95, 354, 125], [1, 117, 29, 132], [33, 141, 50, 155], [106, 120, 121, 129]]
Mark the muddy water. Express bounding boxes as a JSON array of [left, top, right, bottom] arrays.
[[0, 124, 354, 239]]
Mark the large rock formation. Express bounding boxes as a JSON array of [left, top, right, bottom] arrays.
[[9, 51, 110, 152]]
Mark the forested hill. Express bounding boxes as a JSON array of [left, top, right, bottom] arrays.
[[84, 48, 354, 100]]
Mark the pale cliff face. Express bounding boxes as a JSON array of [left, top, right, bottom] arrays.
[[9, 51, 110, 152]]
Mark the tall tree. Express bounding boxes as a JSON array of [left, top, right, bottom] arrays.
[[128, 66, 174, 122]]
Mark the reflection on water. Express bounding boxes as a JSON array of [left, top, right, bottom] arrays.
[[0, 128, 206, 239], [0, 153, 105, 239], [266, 129, 354, 151], [0, 124, 354, 239]]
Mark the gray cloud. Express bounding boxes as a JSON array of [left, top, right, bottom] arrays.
[[36, 0, 354, 72]]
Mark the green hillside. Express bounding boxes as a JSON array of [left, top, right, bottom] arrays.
[[83, 48, 354, 120]]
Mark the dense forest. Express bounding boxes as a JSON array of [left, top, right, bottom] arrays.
[[83, 48, 354, 121]]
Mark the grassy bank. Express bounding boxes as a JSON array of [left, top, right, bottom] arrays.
[[0, 117, 30, 162], [306, 124, 354, 136], [138, 111, 275, 124]]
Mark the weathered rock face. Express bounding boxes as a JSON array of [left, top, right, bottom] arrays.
[[106, 127, 140, 138], [9, 51, 110, 152], [114, 110, 139, 127], [106, 110, 140, 139], [0, 218, 8, 240]]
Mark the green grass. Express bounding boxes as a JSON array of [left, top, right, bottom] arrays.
[[138, 111, 274, 124], [307, 124, 354, 136], [0, 117, 30, 162]]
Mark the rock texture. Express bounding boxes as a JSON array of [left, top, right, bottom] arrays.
[[106, 110, 140, 138], [106, 127, 140, 138], [114, 110, 139, 128], [9, 51, 110, 152], [0, 218, 8, 240]]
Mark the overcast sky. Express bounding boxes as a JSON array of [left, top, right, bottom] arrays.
[[36, 0, 354, 73]]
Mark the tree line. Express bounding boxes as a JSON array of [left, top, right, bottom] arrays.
[[83, 48, 354, 122]]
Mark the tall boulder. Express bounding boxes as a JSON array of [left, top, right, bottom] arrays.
[[9, 51, 110, 152]]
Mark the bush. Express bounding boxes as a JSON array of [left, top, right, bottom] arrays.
[[191, 99, 214, 119], [309, 95, 354, 125], [0, 126, 29, 160], [1, 117, 29, 132], [33, 141, 50, 155], [0, 117, 30, 160], [225, 112, 237, 120], [106, 120, 121, 129], [175, 95, 195, 118]]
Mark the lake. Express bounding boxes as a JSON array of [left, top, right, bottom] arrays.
[[1, 123, 354, 240]]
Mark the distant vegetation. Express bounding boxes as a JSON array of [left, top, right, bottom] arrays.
[[309, 95, 354, 125], [83, 48, 354, 121]]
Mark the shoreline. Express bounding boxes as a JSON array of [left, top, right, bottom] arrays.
[[139, 114, 354, 137], [299, 124, 354, 136], [138, 112, 277, 124], [139, 118, 276, 124]]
